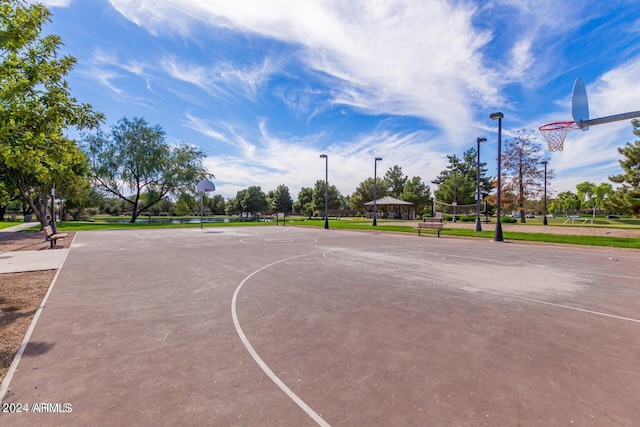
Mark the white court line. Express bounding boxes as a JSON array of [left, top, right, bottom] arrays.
[[461, 286, 640, 324], [231, 252, 331, 427], [0, 233, 78, 404]]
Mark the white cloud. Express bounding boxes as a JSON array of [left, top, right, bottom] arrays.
[[183, 113, 230, 143], [160, 55, 278, 102], [197, 117, 447, 199], [590, 58, 640, 120], [184, 114, 258, 159], [102, 0, 639, 197], [27, 0, 71, 7], [108, 0, 498, 143]]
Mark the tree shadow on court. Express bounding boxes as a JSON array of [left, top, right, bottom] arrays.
[[22, 341, 56, 357]]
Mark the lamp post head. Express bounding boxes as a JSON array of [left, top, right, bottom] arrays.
[[320, 154, 327, 159], [477, 137, 487, 144], [541, 160, 548, 165], [489, 112, 504, 120], [375, 157, 382, 161]]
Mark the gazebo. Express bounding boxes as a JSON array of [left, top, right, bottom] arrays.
[[364, 196, 415, 220]]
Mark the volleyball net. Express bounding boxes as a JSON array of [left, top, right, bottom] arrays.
[[433, 199, 486, 216]]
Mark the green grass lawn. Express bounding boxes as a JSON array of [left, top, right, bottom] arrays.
[[0, 221, 22, 230], [3, 215, 639, 249], [292, 218, 640, 249]]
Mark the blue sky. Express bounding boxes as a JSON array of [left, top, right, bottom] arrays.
[[36, 0, 640, 199]]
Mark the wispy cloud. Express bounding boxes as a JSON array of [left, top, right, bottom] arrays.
[[59, 0, 639, 198], [160, 55, 278, 102], [28, 0, 72, 7], [199, 116, 447, 199], [108, 1, 499, 140], [184, 114, 257, 159]]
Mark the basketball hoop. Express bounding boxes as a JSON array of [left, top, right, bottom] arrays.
[[538, 121, 579, 152]]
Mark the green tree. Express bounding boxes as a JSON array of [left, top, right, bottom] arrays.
[[140, 188, 162, 215], [461, 147, 494, 201], [0, 181, 13, 220], [603, 187, 631, 216], [576, 181, 595, 214], [350, 177, 388, 214], [84, 117, 210, 223], [226, 196, 241, 215], [295, 186, 314, 217], [100, 197, 127, 215], [176, 193, 197, 215], [241, 186, 267, 214], [401, 176, 431, 217], [312, 180, 342, 216], [0, 0, 103, 227], [60, 178, 102, 220], [433, 150, 491, 207], [576, 181, 611, 219], [155, 197, 174, 216], [549, 191, 580, 216], [269, 184, 293, 213], [609, 119, 640, 216], [501, 130, 548, 223], [384, 165, 407, 197], [205, 194, 226, 215], [174, 199, 191, 216], [595, 183, 613, 215], [433, 154, 477, 211]]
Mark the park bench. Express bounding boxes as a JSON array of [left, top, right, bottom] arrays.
[[43, 225, 68, 248], [415, 217, 444, 237]]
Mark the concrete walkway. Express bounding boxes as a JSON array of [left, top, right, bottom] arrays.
[[0, 223, 68, 273], [0, 249, 69, 273]]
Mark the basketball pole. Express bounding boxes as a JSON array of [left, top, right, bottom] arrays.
[[577, 111, 640, 129]]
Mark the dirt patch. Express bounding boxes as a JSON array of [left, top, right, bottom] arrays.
[[0, 231, 74, 384], [0, 270, 56, 382]]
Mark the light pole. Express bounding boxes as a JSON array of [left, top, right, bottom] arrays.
[[373, 157, 382, 226], [475, 137, 487, 231], [452, 169, 457, 222], [50, 184, 57, 233], [490, 112, 504, 242], [542, 160, 548, 226], [320, 154, 329, 229]]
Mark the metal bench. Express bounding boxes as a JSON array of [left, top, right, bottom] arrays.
[[43, 225, 68, 248]]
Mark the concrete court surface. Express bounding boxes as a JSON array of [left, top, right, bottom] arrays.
[[1, 226, 639, 426]]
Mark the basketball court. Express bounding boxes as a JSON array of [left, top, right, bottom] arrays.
[[1, 226, 639, 426]]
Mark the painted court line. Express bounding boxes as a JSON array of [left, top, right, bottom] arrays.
[[231, 252, 331, 427], [461, 286, 640, 324]]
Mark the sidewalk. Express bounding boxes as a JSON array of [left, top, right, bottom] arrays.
[[0, 223, 69, 273], [0, 222, 39, 233]]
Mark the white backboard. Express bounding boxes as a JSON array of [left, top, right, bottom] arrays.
[[197, 179, 215, 193], [571, 78, 590, 131]]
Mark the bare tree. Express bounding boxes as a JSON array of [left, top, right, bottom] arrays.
[[502, 130, 551, 223]]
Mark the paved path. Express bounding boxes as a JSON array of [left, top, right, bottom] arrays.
[[0, 223, 68, 273], [0, 249, 69, 273], [1, 226, 639, 426]]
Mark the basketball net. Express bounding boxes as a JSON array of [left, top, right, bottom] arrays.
[[538, 121, 579, 152]]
